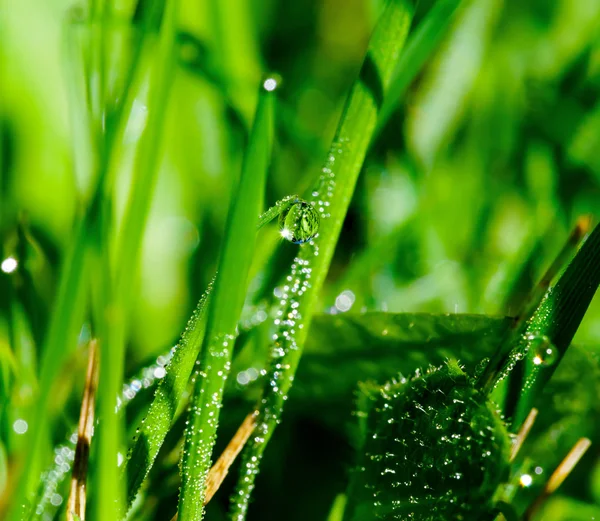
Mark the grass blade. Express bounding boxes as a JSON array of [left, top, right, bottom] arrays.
[[93, 0, 181, 518], [122, 284, 212, 510], [510, 222, 600, 425], [209, 0, 261, 125], [176, 80, 275, 521], [478, 217, 592, 392], [375, 0, 464, 135], [229, 1, 416, 518]]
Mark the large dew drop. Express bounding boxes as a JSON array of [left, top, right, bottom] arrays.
[[527, 333, 557, 367], [278, 201, 320, 244]]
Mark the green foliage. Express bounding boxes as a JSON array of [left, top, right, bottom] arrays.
[[293, 313, 508, 427], [122, 283, 211, 511], [345, 360, 511, 521], [2, 0, 600, 520]]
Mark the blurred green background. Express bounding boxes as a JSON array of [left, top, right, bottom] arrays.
[[4, 0, 600, 363], [2, 0, 600, 519]]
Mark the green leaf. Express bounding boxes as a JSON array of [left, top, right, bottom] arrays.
[[344, 360, 511, 521], [291, 313, 509, 426], [177, 82, 275, 521]]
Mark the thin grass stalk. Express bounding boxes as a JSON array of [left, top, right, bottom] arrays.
[[177, 81, 275, 521], [93, 0, 180, 518]]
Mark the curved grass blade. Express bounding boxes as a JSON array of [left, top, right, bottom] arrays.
[[122, 105, 293, 511], [122, 189, 298, 510], [229, 2, 416, 519], [509, 222, 600, 426], [176, 81, 275, 521]]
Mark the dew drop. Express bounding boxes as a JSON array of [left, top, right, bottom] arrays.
[[278, 201, 320, 244], [263, 77, 278, 91], [527, 333, 557, 367], [1, 256, 18, 273], [519, 473, 533, 487], [13, 419, 28, 434]]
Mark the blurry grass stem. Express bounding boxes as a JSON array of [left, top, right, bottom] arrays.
[[509, 408, 537, 462]]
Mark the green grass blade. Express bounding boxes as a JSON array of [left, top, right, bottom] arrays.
[[209, 0, 261, 125], [375, 0, 464, 135], [509, 222, 600, 426], [176, 81, 275, 521], [5, 4, 178, 517], [94, 1, 180, 519], [229, 1, 416, 518], [5, 221, 89, 521], [122, 283, 212, 511]]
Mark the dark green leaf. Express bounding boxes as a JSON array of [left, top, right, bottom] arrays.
[[290, 312, 509, 427], [344, 360, 511, 521]]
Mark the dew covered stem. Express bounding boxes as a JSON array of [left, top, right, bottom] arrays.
[[229, 2, 416, 519], [477, 216, 592, 393], [177, 83, 274, 521], [122, 283, 212, 512]]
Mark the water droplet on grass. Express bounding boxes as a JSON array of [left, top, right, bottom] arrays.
[[1, 256, 18, 273], [278, 201, 320, 244], [527, 333, 557, 366], [520, 473, 533, 487]]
